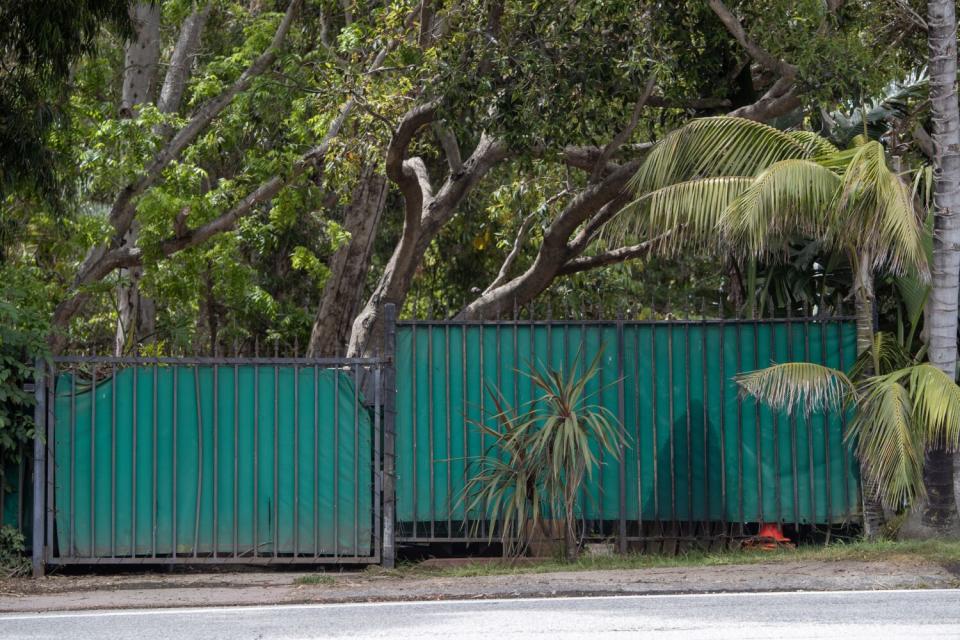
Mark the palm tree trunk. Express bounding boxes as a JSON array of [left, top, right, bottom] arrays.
[[853, 255, 887, 538], [905, 0, 960, 538]]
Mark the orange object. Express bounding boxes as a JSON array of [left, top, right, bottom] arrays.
[[757, 523, 791, 543]]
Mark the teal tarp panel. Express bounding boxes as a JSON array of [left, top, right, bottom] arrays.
[[53, 366, 373, 558], [1, 459, 29, 535], [395, 320, 859, 531]]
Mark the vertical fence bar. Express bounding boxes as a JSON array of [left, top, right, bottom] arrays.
[[700, 307, 709, 530], [444, 323, 451, 539], [91, 366, 97, 557], [213, 365, 219, 556], [478, 320, 486, 540], [110, 364, 116, 558], [172, 367, 178, 558], [753, 319, 763, 525], [616, 315, 626, 553], [735, 320, 744, 530], [253, 363, 259, 558], [427, 320, 435, 539], [650, 321, 659, 523], [410, 323, 417, 538], [70, 372, 76, 558], [633, 324, 642, 535], [718, 311, 728, 534], [293, 363, 300, 557], [132, 367, 138, 557], [152, 364, 159, 558], [820, 315, 832, 526], [32, 358, 46, 577], [382, 304, 397, 568], [804, 315, 816, 527], [787, 308, 800, 528], [45, 365, 54, 564], [273, 361, 279, 558], [374, 363, 382, 561], [233, 364, 239, 558], [461, 321, 468, 538], [684, 321, 692, 532], [192, 366, 201, 558], [313, 364, 319, 557], [353, 363, 360, 557], [770, 322, 781, 524], [667, 325, 676, 526], [333, 360, 339, 556]]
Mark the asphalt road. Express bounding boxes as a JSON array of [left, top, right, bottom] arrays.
[[2, 589, 958, 639]]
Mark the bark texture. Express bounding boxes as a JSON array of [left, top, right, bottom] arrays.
[[120, 3, 161, 116], [115, 2, 162, 355], [904, 0, 960, 538], [346, 105, 508, 356], [307, 164, 389, 356]]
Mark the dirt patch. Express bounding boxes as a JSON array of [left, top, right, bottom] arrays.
[[1, 558, 957, 613]]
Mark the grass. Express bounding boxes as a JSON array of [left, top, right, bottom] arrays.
[[393, 540, 960, 579], [294, 574, 336, 586]]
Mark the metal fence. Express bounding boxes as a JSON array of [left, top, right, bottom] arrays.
[[23, 304, 866, 573], [392, 310, 860, 548], [32, 354, 385, 571]]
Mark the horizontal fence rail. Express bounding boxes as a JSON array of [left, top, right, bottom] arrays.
[[393, 315, 860, 545], [39, 356, 382, 566]]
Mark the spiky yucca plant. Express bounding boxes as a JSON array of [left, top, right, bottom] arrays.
[[736, 331, 960, 514], [462, 350, 623, 561]]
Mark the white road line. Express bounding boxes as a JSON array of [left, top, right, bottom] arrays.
[[1, 588, 957, 621]]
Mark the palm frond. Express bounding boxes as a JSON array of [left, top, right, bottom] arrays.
[[848, 373, 925, 509], [848, 331, 914, 380], [719, 159, 841, 258], [611, 177, 752, 256], [835, 141, 928, 278], [631, 116, 810, 194], [908, 364, 960, 450], [735, 362, 854, 415], [787, 131, 840, 159]]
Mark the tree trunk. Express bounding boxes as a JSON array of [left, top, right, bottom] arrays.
[[307, 165, 388, 356], [903, 0, 960, 538], [115, 3, 161, 355], [120, 3, 161, 116], [852, 254, 887, 538]]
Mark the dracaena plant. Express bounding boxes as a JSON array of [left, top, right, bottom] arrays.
[[735, 329, 960, 516], [462, 349, 623, 561]]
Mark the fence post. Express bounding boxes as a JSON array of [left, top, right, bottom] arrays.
[[382, 304, 397, 568], [32, 358, 46, 578], [616, 312, 627, 554]]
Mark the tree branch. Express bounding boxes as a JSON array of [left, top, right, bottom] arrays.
[[386, 100, 441, 229], [484, 211, 537, 293], [105, 0, 303, 243], [562, 143, 653, 173], [157, 4, 212, 117], [590, 76, 657, 182], [707, 0, 796, 78], [433, 123, 463, 174], [557, 232, 671, 276], [727, 76, 801, 122], [645, 95, 732, 110]]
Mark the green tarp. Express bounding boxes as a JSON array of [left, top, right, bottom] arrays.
[[53, 365, 373, 558], [395, 320, 859, 530]]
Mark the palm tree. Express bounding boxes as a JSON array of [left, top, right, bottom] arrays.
[[920, 0, 960, 538], [735, 331, 960, 516], [615, 116, 930, 536]]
